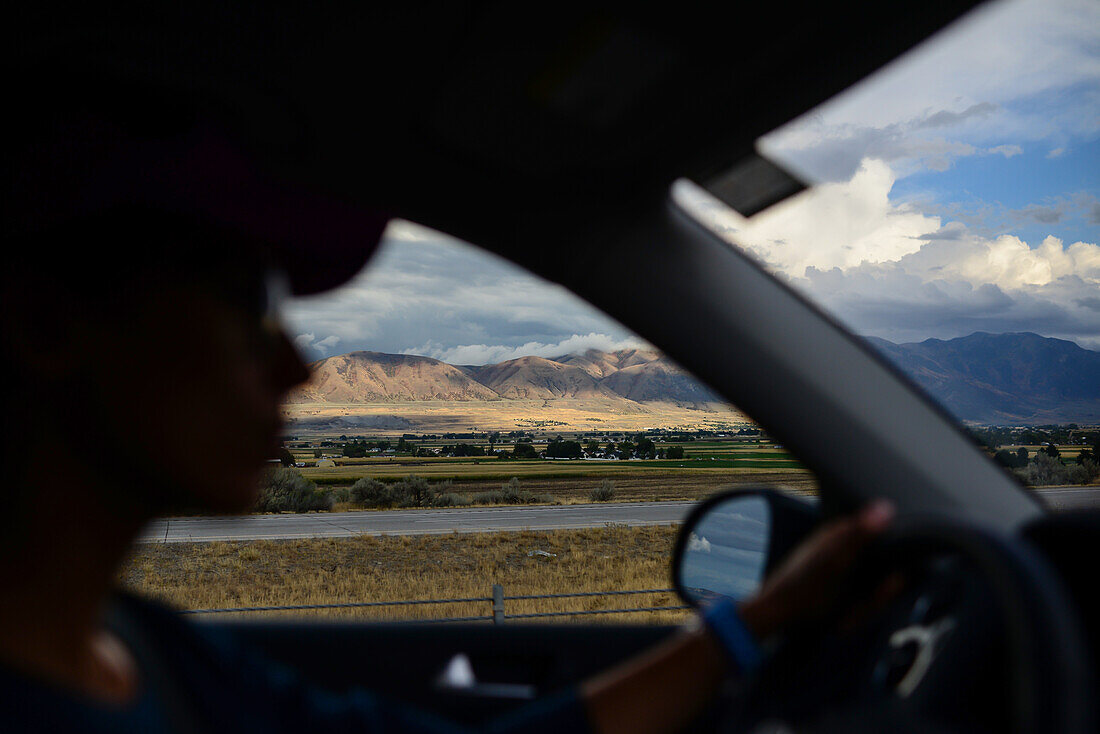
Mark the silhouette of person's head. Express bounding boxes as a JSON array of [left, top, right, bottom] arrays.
[[3, 71, 386, 520]]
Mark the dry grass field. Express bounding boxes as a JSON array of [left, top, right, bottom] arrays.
[[120, 526, 690, 625], [283, 399, 751, 436]]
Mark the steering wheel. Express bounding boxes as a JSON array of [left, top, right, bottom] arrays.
[[715, 519, 1096, 734]]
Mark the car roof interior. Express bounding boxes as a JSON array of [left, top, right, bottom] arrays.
[[11, 0, 985, 257]]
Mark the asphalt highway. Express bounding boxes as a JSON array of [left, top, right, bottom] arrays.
[[138, 500, 697, 543], [1034, 486, 1100, 511], [137, 487, 1100, 544]]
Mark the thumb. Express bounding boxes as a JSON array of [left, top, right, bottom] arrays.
[[858, 499, 895, 535]]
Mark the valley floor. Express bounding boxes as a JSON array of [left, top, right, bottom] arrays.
[[283, 399, 751, 435], [327, 471, 818, 507]]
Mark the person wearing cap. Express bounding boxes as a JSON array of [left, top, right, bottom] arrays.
[[0, 75, 894, 733]]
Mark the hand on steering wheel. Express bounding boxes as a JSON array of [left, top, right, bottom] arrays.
[[723, 510, 1095, 734], [738, 500, 895, 641]]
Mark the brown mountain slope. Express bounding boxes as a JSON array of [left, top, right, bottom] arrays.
[[472, 356, 614, 399], [287, 351, 500, 403], [554, 348, 661, 377], [288, 347, 722, 405], [600, 357, 719, 403], [554, 350, 622, 378], [610, 348, 662, 369]]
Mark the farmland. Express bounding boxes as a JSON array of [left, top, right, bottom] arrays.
[[282, 397, 751, 437], [280, 436, 816, 506]]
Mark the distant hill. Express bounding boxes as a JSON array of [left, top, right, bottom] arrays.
[[472, 356, 613, 399], [287, 351, 500, 403], [866, 332, 1100, 425], [290, 334, 1100, 425], [290, 348, 715, 407], [601, 357, 720, 403], [554, 348, 661, 378]]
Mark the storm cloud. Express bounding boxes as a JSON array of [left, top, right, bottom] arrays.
[[282, 223, 639, 363]]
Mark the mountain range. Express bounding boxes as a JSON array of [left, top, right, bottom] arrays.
[[866, 332, 1100, 425], [289, 333, 1100, 425], [288, 347, 720, 406]]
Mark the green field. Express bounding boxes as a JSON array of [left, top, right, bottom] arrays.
[[290, 442, 804, 487]]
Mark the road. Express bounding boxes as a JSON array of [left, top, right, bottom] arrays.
[[138, 487, 1100, 543], [1033, 487, 1100, 511], [138, 501, 696, 543]]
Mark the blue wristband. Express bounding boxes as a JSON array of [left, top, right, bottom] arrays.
[[701, 598, 763, 673]]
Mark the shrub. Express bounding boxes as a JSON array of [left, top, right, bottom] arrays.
[[500, 477, 523, 503], [393, 474, 434, 507], [1012, 452, 1098, 487], [472, 478, 554, 506], [351, 475, 470, 508], [329, 487, 351, 503], [472, 490, 507, 504], [1015, 453, 1064, 486], [589, 479, 615, 502], [350, 477, 396, 507], [431, 492, 471, 507], [256, 468, 330, 512], [1066, 463, 1091, 486], [1084, 457, 1100, 480]]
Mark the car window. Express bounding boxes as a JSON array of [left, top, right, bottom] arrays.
[[121, 221, 816, 623], [674, 0, 1100, 490]]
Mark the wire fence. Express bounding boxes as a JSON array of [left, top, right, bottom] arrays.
[[181, 585, 690, 623]]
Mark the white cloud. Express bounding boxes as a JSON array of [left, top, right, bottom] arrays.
[[687, 533, 712, 553], [986, 144, 1022, 158], [676, 161, 940, 273], [905, 234, 1100, 289], [405, 332, 648, 366], [794, 0, 1100, 127], [675, 162, 1100, 349], [292, 332, 342, 357], [758, 0, 1100, 183]]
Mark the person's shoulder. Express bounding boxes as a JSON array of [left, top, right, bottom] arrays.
[[108, 590, 197, 640], [108, 589, 240, 655]]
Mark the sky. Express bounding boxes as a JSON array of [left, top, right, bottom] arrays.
[[286, 0, 1100, 362]]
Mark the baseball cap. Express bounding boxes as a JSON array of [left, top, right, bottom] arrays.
[[6, 68, 389, 297]]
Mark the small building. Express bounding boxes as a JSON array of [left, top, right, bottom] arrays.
[[316, 458, 336, 468]]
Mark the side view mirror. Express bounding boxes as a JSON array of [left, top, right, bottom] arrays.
[[672, 487, 820, 606]]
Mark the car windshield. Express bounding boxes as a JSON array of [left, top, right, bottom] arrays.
[[676, 0, 1099, 486]]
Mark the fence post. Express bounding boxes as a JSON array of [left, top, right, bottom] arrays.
[[492, 584, 505, 624]]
